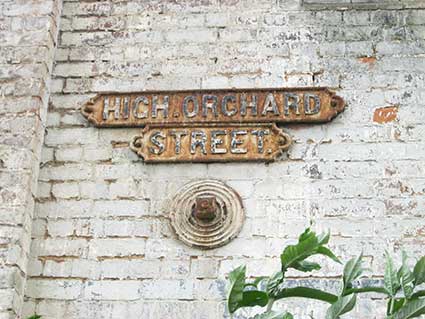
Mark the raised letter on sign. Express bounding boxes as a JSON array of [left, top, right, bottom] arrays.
[[133, 96, 149, 119], [149, 131, 166, 155], [241, 94, 258, 116], [191, 131, 207, 155], [284, 93, 300, 116], [103, 96, 121, 120], [304, 93, 321, 115], [261, 93, 279, 116], [211, 130, 227, 154], [183, 96, 199, 118], [252, 129, 270, 153], [152, 95, 169, 118], [202, 95, 218, 118], [231, 130, 247, 154], [170, 130, 188, 154], [221, 95, 237, 117], [122, 96, 130, 119]]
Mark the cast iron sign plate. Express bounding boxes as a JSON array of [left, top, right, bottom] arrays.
[[81, 87, 345, 163]]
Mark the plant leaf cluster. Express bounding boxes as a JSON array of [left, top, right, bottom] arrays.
[[228, 228, 345, 319], [226, 228, 425, 319], [383, 253, 425, 318]]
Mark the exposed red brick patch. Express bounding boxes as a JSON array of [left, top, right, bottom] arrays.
[[373, 106, 399, 123], [358, 56, 377, 68]]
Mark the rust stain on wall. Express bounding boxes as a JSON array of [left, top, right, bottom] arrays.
[[358, 56, 377, 68], [373, 106, 398, 123]]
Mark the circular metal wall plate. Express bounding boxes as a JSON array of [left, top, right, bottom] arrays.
[[169, 179, 245, 249]]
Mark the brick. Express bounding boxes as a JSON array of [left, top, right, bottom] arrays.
[[26, 279, 82, 300], [51, 182, 79, 199], [141, 279, 194, 300], [84, 280, 140, 300]]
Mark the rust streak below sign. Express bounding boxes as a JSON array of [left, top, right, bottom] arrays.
[[82, 87, 344, 127], [130, 124, 292, 163]]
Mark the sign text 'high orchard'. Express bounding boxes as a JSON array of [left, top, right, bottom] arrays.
[[81, 88, 344, 126]]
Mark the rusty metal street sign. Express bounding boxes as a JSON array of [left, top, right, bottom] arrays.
[[130, 124, 291, 163], [81, 88, 344, 127], [82, 87, 345, 163]]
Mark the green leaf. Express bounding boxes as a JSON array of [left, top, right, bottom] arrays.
[[387, 298, 406, 317], [326, 294, 357, 319], [239, 290, 269, 308], [292, 260, 321, 272], [344, 286, 387, 295], [385, 252, 401, 297], [391, 298, 425, 319], [299, 227, 314, 242], [227, 265, 246, 314], [343, 254, 364, 292], [317, 231, 331, 245], [280, 228, 337, 273], [274, 287, 338, 304], [27, 316, 42, 319], [412, 290, 425, 299], [266, 271, 284, 297], [398, 252, 415, 299], [251, 311, 294, 319], [413, 257, 425, 286], [318, 246, 342, 264], [280, 234, 318, 271]]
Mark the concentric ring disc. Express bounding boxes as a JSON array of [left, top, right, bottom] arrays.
[[169, 179, 245, 249]]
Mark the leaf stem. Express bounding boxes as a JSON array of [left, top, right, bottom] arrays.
[[389, 298, 395, 315], [266, 298, 275, 312]]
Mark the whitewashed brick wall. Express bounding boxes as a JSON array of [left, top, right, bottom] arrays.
[[0, 0, 424, 318], [0, 1, 62, 318]]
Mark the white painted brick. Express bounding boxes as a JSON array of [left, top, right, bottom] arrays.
[[191, 258, 218, 278], [83, 147, 112, 161], [55, 147, 83, 162], [26, 279, 82, 300], [92, 200, 150, 217], [51, 182, 79, 199], [36, 182, 51, 198], [109, 178, 137, 198], [84, 280, 140, 300], [141, 279, 194, 300], [44, 128, 98, 146], [88, 238, 146, 259]]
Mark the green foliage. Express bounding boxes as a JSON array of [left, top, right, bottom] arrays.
[[252, 311, 293, 319], [325, 294, 357, 319], [398, 252, 415, 299], [280, 228, 340, 274], [342, 254, 364, 293], [27, 316, 42, 319], [227, 228, 342, 318], [379, 252, 425, 318], [385, 251, 401, 298], [226, 228, 425, 319], [227, 265, 269, 314], [390, 299, 425, 319], [413, 257, 425, 286], [227, 265, 246, 313]]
